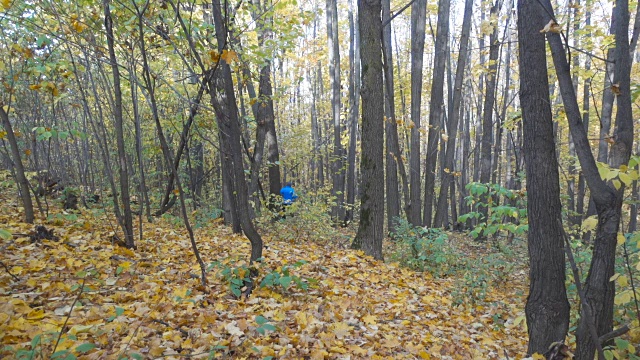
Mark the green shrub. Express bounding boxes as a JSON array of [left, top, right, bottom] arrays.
[[458, 182, 528, 240], [389, 218, 455, 277]]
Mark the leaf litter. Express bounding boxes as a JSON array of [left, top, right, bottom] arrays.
[[0, 197, 529, 359]]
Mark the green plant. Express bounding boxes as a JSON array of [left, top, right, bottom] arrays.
[[390, 218, 454, 276], [255, 315, 277, 335], [209, 261, 252, 298], [458, 182, 528, 240], [259, 260, 311, 292]]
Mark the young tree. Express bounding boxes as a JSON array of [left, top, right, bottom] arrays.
[[352, 0, 384, 260], [326, 0, 345, 222], [103, 0, 134, 249], [210, 0, 263, 262], [434, 0, 472, 228], [539, 0, 634, 357], [423, 0, 449, 227], [345, 0, 360, 224], [0, 106, 34, 223], [408, 0, 426, 226], [517, 0, 570, 353]]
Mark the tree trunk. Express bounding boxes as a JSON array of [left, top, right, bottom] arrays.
[[517, 0, 570, 353], [434, 0, 472, 228], [104, 0, 134, 249], [0, 107, 34, 223], [352, 0, 384, 261], [408, 0, 426, 226], [211, 0, 263, 262], [327, 0, 345, 223], [382, 0, 408, 233], [539, 0, 634, 357], [423, 0, 449, 227], [345, 0, 360, 224]]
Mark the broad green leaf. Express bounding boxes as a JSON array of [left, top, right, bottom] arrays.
[[255, 315, 269, 325], [75, 343, 96, 354], [0, 229, 11, 240]]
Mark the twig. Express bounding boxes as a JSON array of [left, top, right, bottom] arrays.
[[559, 220, 605, 359], [382, 0, 418, 27], [51, 278, 86, 356], [0, 260, 20, 281], [598, 324, 630, 344], [622, 240, 640, 323], [152, 318, 189, 336]]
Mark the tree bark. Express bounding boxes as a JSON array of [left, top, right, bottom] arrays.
[[538, 0, 634, 357], [434, 0, 472, 228], [345, 0, 360, 224], [211, 0, 263, 262], [352, 0, 384, 261], [327, 0, 345, 223], [0, 107, 34, 223], [104, 0, 134, 248], [408, 0, 426, 226], [517, 1, 570, 354], [382, 0, 409, 233], [423, 0, 449, 227]]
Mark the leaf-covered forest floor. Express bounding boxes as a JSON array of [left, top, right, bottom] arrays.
[[0, 191, 531, 359]]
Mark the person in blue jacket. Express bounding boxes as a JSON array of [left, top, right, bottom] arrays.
[[280, 182, 298, 206]]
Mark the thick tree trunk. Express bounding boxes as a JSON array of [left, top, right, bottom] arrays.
[[434, 0, 472, 228], [423, 0, 449, 227], [0, 107, 34, 223], [517, 1, 570, 354], [104, 0, 134, 248], [408, 0, 426, 226], [352, 0, 384, 261]]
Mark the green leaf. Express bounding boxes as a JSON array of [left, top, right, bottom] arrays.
[[261, 323, 276, 332], [279, 276, 292, 289], [115, 307, 124, 316], [75, 343, 96, 354], [0, 229, 11, 240], [31, 334, 42, 348], [255, 315, 269, 325], [615, 338, 630, 350], [130, 353, 144, 360]]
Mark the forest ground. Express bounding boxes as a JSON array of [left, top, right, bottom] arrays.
[[0, 189, 531, 359]]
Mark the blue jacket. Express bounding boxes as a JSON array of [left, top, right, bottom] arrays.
[[280, 185, 298, 205]]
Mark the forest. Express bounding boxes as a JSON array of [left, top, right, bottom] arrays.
[[0, 0, 639, 358]]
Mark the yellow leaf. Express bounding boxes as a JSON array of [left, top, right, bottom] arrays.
[[310, 349, 328, 360], [612, 179, 621, 189], [617, 275, 628, 287], [362, 314, 377, 325], [329, 346, 347, 354], [582, 216, 598, 232], [617, 232, 626, 246], [532, 353, 546, 360], [615, 290, 632, 305], [1, 0, 11, 10], [0, 131, 6, 139], [619, 172, 632, 186], [295, 311, 308, 328], [331, 322, 351, 339], [221, 49, 238, 64], [610, 273, 621, 282], [10, 266, 23, 275], [27, 309, 45, 320]]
